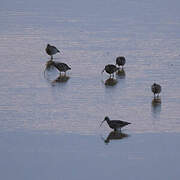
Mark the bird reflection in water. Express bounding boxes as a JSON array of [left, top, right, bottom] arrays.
[[101, 131, 129, 144], [116, 68, 126, 79], [44, 60, 56, 81], [52, 75, 70, 84], [104, 78, 117, 86], [151, 97, 161, 117], [45, 60, 55, 70]]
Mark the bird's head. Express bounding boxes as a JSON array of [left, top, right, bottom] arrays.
[[100, 116, 110, 127], [104, 116, 110, 121]]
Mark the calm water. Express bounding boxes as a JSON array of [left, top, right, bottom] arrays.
[[1, 0, 180, 179]]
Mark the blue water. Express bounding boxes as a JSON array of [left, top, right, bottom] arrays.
[[1, 0, 180, 179], [0, 132, 180, 180]]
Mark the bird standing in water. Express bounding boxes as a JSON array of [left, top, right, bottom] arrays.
[[100, 116, 131, 132], [46, 44, 60, 59], [51, 61, 71, 76], [116, 56, 126, 68], [151, 83, 161, 98], [101, 64, 118, 78]]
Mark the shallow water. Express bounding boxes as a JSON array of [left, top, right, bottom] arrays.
[[0, 132, 180, 180], [1, 0, 180, 179]]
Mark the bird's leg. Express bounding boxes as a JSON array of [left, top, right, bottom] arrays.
[[51, 55, 53, 60]]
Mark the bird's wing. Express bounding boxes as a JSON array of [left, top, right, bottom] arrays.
[[52, 46, 60, 52], [53, 61, 62, 65], [111, 120, 131, 125]]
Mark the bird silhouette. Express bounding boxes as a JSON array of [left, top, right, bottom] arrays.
[[116, 56, 126, 68], [46, 44, 60, 59], [100, 116, 131, 132], [102, 64, 118, 78], [151, 83, 161, 98]]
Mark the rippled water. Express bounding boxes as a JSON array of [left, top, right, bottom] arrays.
[[1, 0, 180, 134], [1, 0, 180, 179]]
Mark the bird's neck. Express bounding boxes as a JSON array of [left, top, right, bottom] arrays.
[[106, 120, 110, 124]]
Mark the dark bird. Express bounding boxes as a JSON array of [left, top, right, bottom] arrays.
[[100, 116, 131, 132], [46, 44, 60, 59], [116, 56, 126, 68], [101, 64, 118, 78], [151, 83, 161, 97], [51, 61, 71, 76]]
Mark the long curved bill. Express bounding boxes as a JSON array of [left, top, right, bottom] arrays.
[[99, 120, 105, 127]]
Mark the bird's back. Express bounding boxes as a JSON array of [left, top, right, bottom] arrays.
[[151, 84, 161, 94], [46, 45, 59, 55], [53, 62, 71, 72], [116, 56, 126, 66], [105, 64, 117, 74], [108, 120, 131, 129]]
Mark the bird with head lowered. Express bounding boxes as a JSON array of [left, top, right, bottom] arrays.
[[46, 44, 61, 60]]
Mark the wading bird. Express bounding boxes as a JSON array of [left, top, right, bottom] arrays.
[[46, 44, 60, 59], [116, 56, 126, 68], [151, 83, 161, 97], [101, 64, 118, 78], [100, 116, 131, 132], [51, 61, 71, 76]]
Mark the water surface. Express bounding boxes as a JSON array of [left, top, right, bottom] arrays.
[[1, 0, 180, 179]]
